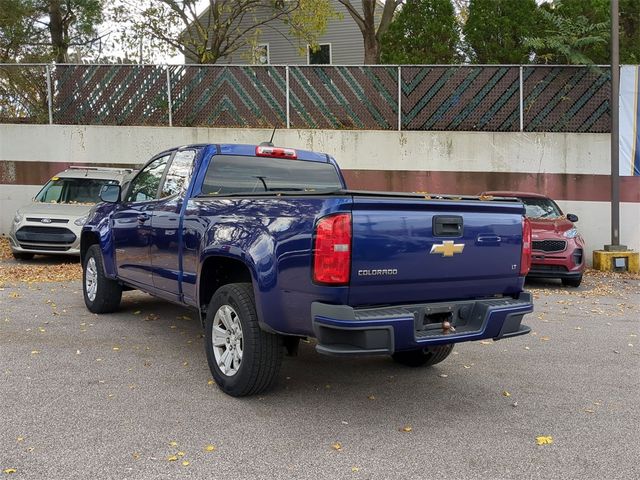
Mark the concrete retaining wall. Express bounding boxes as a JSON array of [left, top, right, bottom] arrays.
[[1, 124, 638, 263]]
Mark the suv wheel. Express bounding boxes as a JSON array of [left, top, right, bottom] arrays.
[[562, 275, 582, 288], [204, 283, 282, 397], [12, 252, 34, 261]]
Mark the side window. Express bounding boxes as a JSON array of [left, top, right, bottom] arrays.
[[160, 150, 196, 198], [125, 155, 169, 202]]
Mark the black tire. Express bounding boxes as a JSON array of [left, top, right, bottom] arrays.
[[562, 275, 582, 288], [204, 283, 282, 397], [392, 344, 454, 367], [83, 245, 122, 313], [12, 251, 34, 260]]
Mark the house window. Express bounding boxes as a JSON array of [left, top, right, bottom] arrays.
[[253, 44, 269, 65], [308, 44, 331, 65]]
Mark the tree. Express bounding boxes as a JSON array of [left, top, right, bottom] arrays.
[[112, 0, 335, 64], [381, 0, 461, 64], [45, 0, 104, 62], [0, 0, 105, 63], [531, 0, 640, 64], [337, 0, 402, 64], [525, 8, 609, 65], [463, 0, 539, 63]]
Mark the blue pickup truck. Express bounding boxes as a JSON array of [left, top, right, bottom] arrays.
[[81, 143, 533, 396]]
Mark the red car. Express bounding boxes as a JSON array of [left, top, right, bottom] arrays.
[[483, 191, 585, 287]]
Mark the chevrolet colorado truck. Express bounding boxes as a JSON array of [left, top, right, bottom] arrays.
[[80, 143, 533, 397]]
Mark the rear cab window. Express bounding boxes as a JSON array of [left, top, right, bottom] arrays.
[[200, 155, 343, 195]]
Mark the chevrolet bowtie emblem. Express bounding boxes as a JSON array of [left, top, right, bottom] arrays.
[[430, 241, 465, 257]]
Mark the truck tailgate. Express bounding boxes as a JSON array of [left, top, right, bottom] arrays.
[[349, 195, 525, 307]]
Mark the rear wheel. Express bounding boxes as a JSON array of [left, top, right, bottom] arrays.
[[12, 252, 34, 261], [83, 245, 122, 313], [204, 283, 282, 397], [562, 275, 582, 288], [392, 344, 454, 367]]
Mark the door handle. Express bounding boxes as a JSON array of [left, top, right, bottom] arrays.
[[137, 213, 150, 223]]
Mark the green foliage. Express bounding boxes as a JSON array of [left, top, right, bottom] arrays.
[[619, 0, 640, 63], [525, 7, 609, 65], [534, 0, 640, 64], [380, 0, 461, 64], [463, 0, 539, 63]]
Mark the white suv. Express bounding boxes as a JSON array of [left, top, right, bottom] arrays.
[[9, 166, 133, 259]]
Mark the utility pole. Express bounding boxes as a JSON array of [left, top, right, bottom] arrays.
[[608, 0, 621, 249]]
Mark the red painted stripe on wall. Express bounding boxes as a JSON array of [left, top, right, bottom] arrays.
[[1, 160, 639, 203], [342, 170, 640, 203], [0, 161, 138, 185]]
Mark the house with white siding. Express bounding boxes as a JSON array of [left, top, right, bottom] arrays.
[[185, 0, 382, 65]]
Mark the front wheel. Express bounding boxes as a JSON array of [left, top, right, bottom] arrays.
[[392, 344, 454, 367], [204, 283, 282, 397], [83, 245, 122, 313], [562, 275, 582, 288]]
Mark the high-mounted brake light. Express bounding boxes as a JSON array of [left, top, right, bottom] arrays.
[[256, 145, 297, 159], [520, 217, 532, 276], [313, 213, 352, 285]]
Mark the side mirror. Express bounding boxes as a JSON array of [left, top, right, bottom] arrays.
[[566, 213, 579, 223], [100, 184, 121, 203]]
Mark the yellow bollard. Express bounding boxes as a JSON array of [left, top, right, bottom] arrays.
[[592, 250, 639, 273]]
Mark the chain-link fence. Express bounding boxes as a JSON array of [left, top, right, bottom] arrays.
[[0, 63, 612, 132]]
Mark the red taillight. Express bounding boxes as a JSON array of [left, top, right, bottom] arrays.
[[520, 217, 532, 276], [255, 145, 297, 159], [313, 213, 351, 285]]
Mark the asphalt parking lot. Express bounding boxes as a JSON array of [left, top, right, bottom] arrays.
[[1, 263, 639, 479]]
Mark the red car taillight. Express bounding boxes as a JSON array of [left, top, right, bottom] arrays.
[[520, 217, 532, 276], [313, 213, 351, 285]]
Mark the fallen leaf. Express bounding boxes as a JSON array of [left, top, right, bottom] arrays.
[[502, 390, 511, 397], [540, 336, 550, 341], [480, 340, 492, 345], [367, 395, 376, 400], [182, 460, 190, 466], [169, 441, 178, 447], [535, 436, 554, 445], [167, 455, 178, 462], [30, 350, 39, 355], [400, 425, 413, 432], [132, 452, 140, 460], [177, 451, 185, 457], [584, 409, 595, 414], [351, 467, 360, 472], [204, 445, 216, 452], [438, 373, 448, 378], [2, 468, 17, 474], [207, 379, 214, 386], [331, 442, 342, 451], [112, 347, 120, 351], [133, 310, 141, 315]]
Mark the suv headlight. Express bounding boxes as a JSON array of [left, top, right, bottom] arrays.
[[13, 213, 23, 224], [563, 228, 578, 239], [74, 215, 88, 226]]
